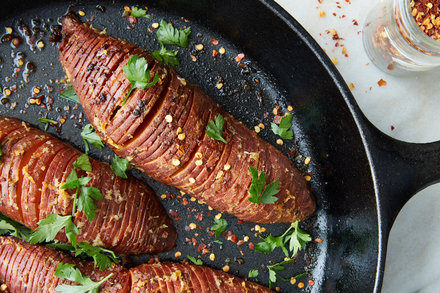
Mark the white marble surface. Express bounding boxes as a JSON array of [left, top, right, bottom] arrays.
[[275, 0, 440, 292]]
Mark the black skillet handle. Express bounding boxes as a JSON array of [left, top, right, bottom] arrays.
[[361, 119, 440, 232]]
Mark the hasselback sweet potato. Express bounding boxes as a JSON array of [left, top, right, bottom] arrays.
[[130, 262, 271, 292], [0, 236, 271, 293], [59, 16, 316, 224], [0, 117, 176, 254], [0, 236, 130, 293]]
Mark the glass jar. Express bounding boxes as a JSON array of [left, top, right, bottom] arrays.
[[363, 0, 440, 74]]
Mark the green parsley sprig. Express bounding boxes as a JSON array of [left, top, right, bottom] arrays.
[[248, 269, 259, 278], [248, 166, 280, 205], [29, 214, 78, 247], [210, 218, 227, 238], [152, 46, 180, 66], [110, 155, 132, 179], [38, 117, 57, 131], [55, 262, 113, 293], [0, 213, 32, 240], [187, 255, 203, 266], [267, 259, 309, 289], [60, 87, 80, 104], [130, 6, 150, 18], [156, 19, 191, 48], [271, 114, 294, 140], [205, 114, 227, 143], [81, 124, 104, 154], [122, 54, 159, 103]]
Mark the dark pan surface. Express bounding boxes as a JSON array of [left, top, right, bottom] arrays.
[[0, 1, 380, 292]]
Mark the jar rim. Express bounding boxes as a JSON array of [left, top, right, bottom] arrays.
[[398, 0, 440, 52]]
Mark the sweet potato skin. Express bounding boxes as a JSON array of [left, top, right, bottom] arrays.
[[59, 16, 315, 224], [0, 117, 177, 255], [0, 236, 130, 293], [129, 262, 272, 292]]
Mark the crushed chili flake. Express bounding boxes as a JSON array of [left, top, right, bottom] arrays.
[[235, 53, 245, 62], [391, 125, 395, 131], [248, 242, 254, 250], [377, 78, 387, 87], [411, 0, 440, 40], [273, 115, 282, 124], [314, 238, 323, 243], [210, 38, 219, 45], [212, 49, 218, 57], [197, 243, 207, 252], [237, 240, 245, 246], [237, 220, 244, 224]]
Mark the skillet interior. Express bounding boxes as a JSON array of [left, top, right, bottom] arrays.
[[0, 0, 379, 292]]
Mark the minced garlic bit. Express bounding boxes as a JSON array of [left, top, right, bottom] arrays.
[[276, 139, 283, 145], [216, 83, 223, 90], [287, 105, 293, 111], [33, 87, 40, 94], [195, 159, 203, 166], [176, 127, 182, 134], [189, 223, 197, 230], [78, 10, 85, 16], [174, 251, 182, 257], [37, 40, 45, 48], [4, 88, 11, 96], [172, 158, 180, 166], [178, 133, 186, 140], [195, 152, 203, 158], [165, 114, 173, 123], [223, 163, 231, 171], [304, 157, 311, 165], [290, 278, 297, 285], [160, 194, 167, 199], [209, 253, 216, 261], [254, 126, 261, 133], [190, 197, 196, 202], [152, 22, 159, 29], [304, 175, 312, 181], [5, 27, 13, 34], [189, 177, 196, 184], [243, 236, 249, 242], [258, 123, 265, 129], [331, 57, 338, 64], [215, 213, 222, 220], [195, 44, 204, 51], [219, 47, 226, 54], [348, 82, 355, 90]]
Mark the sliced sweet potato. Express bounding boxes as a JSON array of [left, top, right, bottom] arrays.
[[59, 16, 315, 224], [0, 117, 177, 254]]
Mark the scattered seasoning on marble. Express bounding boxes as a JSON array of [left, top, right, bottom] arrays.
[[377, 78, 387, 87]]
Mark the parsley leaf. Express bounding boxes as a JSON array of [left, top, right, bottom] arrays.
[[285, 220, 312, 256], [210, 218, 227, 238], [123, 54, 159, 102], [266, 259, 294, 289], [248, 166, 280, 205], [55, 262, 113, 293], [0, 213, 32, 240], [61, 169, 92, 190], [255, 234, 286, 255], [74, 242, 119, 271], [271, 114, 293, 140], [187, 255, 203, 266], [152, 46, 180, 66], [205, 114, 227, 143], [38, 117, 57, 131], [78, 187, 103, 222], [29, 214, 78, 247], [110, 155, 131, 179], [156, 19, 191, 48], [60, 87, 80, 104], [248, 269, 259, 278], [130, 6, 150, 18], [81, 124, 104, 154], [73, 154, 92, 172]]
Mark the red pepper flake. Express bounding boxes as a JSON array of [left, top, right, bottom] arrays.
[[314, 238, 323, 243], [210, 39, 219, 45], [212, 49, 218, 57], [201, 248, 210, 255], [208, 231, 215, 237], [391, 125, 395, 131], [228, 234, 238, 243], [191, 238, 198, 247], [352, 19, 358, 26], [147, 258, 155, 264], [377, 78, 387, 87], [196, 212, 203, 222], [273, 115, 282, 124], [235, 53, 245, 62], [309, 280, 315, 286], [237, 240, 245, 246], [248, 242, 254, 250], [126, 16, 137, 24], [237, 220, 244, 225], [197, 243, 207, 252], [181, 197, 189, 206]]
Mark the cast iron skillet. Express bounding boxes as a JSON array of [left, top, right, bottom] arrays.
[[1, 0, 439, 292]]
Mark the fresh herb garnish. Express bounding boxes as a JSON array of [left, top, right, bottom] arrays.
[[210, 218, 227, 238], [157, 19, 191, 48], [152, 46, 180, 66], [62, 155, 103, 222], [130, 6, 150, 18], [81, 124, 104, 154], [248, 269, 259, 278], [55, 262, 113, 293], [255, 221, 311, 257], [271, 114, 293, 140], [110, 155, 132, 179], [0, 213, 32, 240], [213, 240, 223, 245], [38, 117, 57, 131], [187, 255, 203, 266], [60, 87, 80, 104], [123, 54, 159, 102], [29, 214, 78, 247], [267, 259, 295, 289], [248, 166, 280, 205], [205, 114, 227, 144]]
